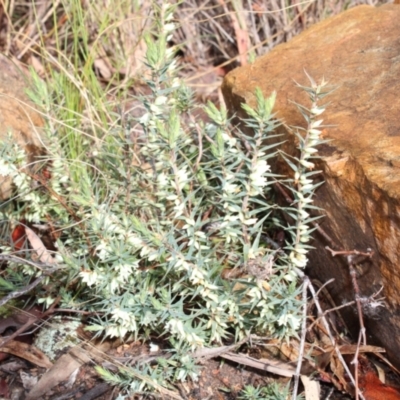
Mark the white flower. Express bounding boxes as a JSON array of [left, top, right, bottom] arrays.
[[283, 270, 297, 282], [95, 240, 110, 260], [309, 128, 322, 136], [149, 103, 163, 115], [310, 119, 323, 129], [310, 107, 325, 116], [139, 112, 150, 125], [182, 217, 195, 229], [140, 245, 152, 257], [298, 209, 310, 219], [113, 307, 131, 323], [106, 325, 128, 338], [166, 318, 185, 337], [223, 182, 239, 195], [79, 270, 99, 287], [108, 278, 121, 293], [189, 267, 205, 285], [300, 234, 311, 243], [250, 159, 270, 188], [171, 78, 181, 88], [166, 194, 178, 201], [175, 259, 190, 271], [290, 251, 308, 268], [176, 167, 189, 190], [294, 246, 308, 254], [157, 172, 169, 188], [308, 139, 319, 147], [278, 313, 301, 330], [224, 230, 237, 243], [255, 159, 270, 174], [299, 160, 315, 169], [167, 58, 178, 72], [304, 147, 318, 154], [0, 160, 13, 176], [149, 343, 159, 353], [188, 238, 199, 249], [163, 23, 175, 33], [221, 133, 237, 147], [223, 214, 239, 223], [248, 286, 262, 299], [154, 96, 168, 105], [241, 217, 258, 226], [126, 233, 142, 248], [299, 176, 313, 185], [186, 332, 204, 348], [173, 199, 185, 217], [148, 251, 158, 261], [114, 263, 135, 281]]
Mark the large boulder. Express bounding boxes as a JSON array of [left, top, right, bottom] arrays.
[[222, 4, 400, 367], [0, 55, 45, 200]]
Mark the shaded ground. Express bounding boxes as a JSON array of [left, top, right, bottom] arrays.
[[0, 345, 353, 399]]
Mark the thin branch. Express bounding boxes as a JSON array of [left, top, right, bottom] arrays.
[[306, 277, 366, 400], [351, 328, 367, 400], [292, 278, 309, 400], [349, 262, 366, 346], [0, 297, 60, 348], [326, 246, 373, 258], [0, 268, 58, 308], [0, 254, 61, 271]]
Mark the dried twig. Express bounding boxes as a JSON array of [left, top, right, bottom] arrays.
[[309, 286, 384, 331], [292, 278, 309, 400], [220, 352, 296, 378], [192, 336, 248, 361], [0, 297, 60, 348], [0, 266, 58, 308], [326, 246, 373, 258], [306, 277, 366, 400], [326, 246, 376, 399]]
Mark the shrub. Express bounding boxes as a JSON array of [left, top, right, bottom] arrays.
[[0, 1, 329, 396]]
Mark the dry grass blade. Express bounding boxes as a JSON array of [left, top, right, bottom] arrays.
[[175, 0, 385, 72], [221, 351, 297, 377]]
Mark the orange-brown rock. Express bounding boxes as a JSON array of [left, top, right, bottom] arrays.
[[222, 4, 400, 367], [0, 55, 45, 200]]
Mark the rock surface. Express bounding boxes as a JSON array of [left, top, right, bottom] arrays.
[[0, 55, 45, 200], [222, 4, 400, 367]]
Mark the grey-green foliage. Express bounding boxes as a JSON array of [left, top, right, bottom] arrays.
[[74, 0, 302, 346], [0, 1, 330, 395], [238, 382, 303, 400]]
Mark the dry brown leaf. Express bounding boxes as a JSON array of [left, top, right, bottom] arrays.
[[26, 352, 81, 400], [373, 361, 386, 384], [29, 55, 46, 77], [0, 340, 52, 369], [329, 352, 350, 392], [26, 339, 118, 399], [25, 227, 57, 265], [335, 344, 385, 354], [278, 340, 300, 362], [19, 371, 38, 391], [301, 375, 320, 400], [315, 350, 332, 370], [94, 57, 113, 80]]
